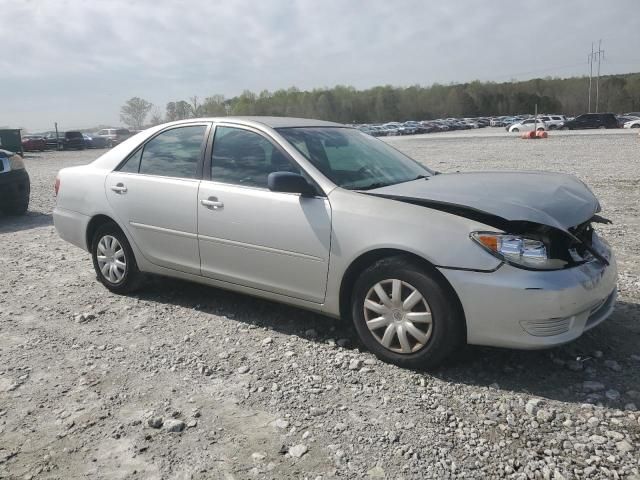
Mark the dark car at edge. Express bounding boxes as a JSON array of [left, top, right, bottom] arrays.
[[0, 149, 30, 215], [562, 113, 620, 130]]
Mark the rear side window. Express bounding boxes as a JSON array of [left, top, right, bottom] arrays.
[[138, 126, 206, 179], [119, 148, 142, 173], [66, 131, 83, 139]]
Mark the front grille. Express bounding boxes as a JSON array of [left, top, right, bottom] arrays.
[[520, 317, 573, 337]]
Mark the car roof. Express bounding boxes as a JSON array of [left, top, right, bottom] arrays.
[[185, 116, 345, 129]]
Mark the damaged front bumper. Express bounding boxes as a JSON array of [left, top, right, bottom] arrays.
[[438, 248, 617, 350]]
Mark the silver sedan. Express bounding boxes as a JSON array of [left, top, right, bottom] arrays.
[[53, 117, 617, 368]]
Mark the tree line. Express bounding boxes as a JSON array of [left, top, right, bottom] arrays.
[[120, 72, 640, 128]]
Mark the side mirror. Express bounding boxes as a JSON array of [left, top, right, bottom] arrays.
[[268, 172, 316, 196]]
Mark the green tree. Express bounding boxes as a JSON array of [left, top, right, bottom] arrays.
[[120, 97, 153, 129], [200, 95, 227, 116], [148, 107, 163, 126]]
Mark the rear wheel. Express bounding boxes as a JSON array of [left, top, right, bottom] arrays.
[[511, 128, 519, 132], [2, 194, 29, 215], [351, 256, 464, 369], [91, 223, 142, 294], [537, 127, 545, 132]]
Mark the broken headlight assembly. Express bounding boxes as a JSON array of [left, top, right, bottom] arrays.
[[471, 232, 569, 270]]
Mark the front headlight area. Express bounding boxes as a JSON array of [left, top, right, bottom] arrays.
[[471, 232, 568, 270]]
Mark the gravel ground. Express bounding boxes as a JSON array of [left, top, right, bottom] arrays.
[[1, 130, 639, 479]]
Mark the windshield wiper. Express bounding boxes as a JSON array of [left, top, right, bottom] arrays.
[[399, 174, 429, 183], [355, 175, 429, 191], [355, 182, 391, 191]]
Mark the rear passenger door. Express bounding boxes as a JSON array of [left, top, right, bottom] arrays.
[[106, 123, 210, 275]]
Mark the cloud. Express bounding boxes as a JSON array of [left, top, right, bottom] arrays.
[[1, 0, 637, 130]]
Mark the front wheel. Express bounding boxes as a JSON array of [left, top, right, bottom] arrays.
[[511, 128, 519, 132], [351, 256, 465, 369], [91, 223, 142, 294]]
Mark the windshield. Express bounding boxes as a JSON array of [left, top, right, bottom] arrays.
[[277, 127, 431, 190]]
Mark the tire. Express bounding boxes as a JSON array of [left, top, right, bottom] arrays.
[[632, 124, 640, 129], [537, 127, 545, 132], [2, 193, 29, 215], [350, 256, 465, 369], [91, 222, 142, 294], [511, 128, 519, 132]]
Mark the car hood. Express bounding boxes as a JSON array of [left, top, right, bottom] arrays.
[[368, 171, 600, 231]]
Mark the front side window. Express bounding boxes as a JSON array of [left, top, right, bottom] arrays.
[[278, 127, 430, 190], [211, 126, 301, 188], [137, 125, 206, 179]]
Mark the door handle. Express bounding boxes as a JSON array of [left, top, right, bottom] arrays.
[[110, 183, 127, 193], [201, 197, 224, 209]]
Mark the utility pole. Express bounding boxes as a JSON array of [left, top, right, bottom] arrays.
[[587, 43, 594, 113], [595, 39, 604, 113]]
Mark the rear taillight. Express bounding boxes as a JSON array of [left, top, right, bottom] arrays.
[[54, 176, 60, 196]]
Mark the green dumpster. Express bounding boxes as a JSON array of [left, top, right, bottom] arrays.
[[0, 129, 23, 156]]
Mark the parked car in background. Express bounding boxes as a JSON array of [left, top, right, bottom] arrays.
[[0, 129, 24, 156], [380, 124, 400, 136], [401, 122, 418, 135], [623, 118, 640, 129], [83, 134, 112, 149], [62, 131, 86, 150], [43, 132, 62, 150], [539, 115, 567, 130], [96, 128, 132, 146], [21, 135, 47, 152], [507, 119, 547, 133], [53, 117, 617, 368], [562, 113, 619, 130], [369, 126, 387, 137], [43, 131, 85, 150], [624, 112, 640, 118], [383, 122, 406, 135], [0, 149, 30, 215]]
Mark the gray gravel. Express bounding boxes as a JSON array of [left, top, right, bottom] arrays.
[[1, 130, 639, 479]]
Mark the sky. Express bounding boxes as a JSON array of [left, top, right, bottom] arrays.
[[2, 0, 638, 131]]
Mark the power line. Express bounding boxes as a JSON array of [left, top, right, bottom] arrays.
[[587, 40, 605, 113]]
